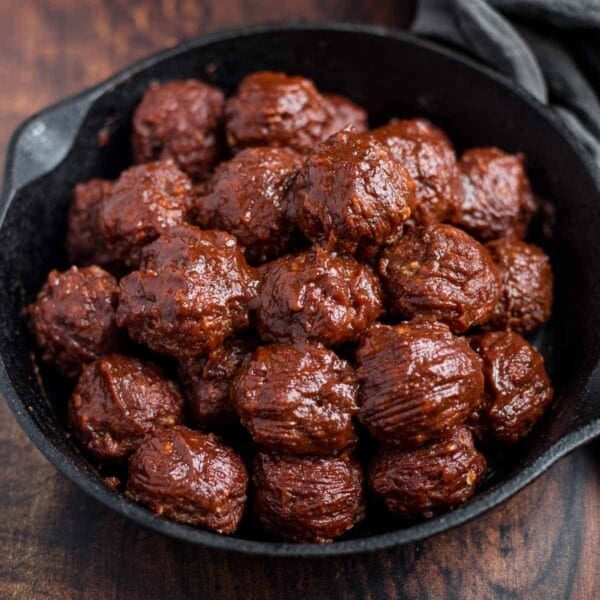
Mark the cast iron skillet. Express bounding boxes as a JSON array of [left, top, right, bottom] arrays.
[[1, 23, 600, 557]]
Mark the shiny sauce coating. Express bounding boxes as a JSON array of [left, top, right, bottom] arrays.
[[28, 71, 558, 542]]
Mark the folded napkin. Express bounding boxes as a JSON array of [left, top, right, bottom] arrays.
[[412, 0, 600, 167]]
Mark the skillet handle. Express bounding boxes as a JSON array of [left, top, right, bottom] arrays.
[[562, 361, 600, 449], [579, 364, 600, 432], [2, 91, 96, 198]]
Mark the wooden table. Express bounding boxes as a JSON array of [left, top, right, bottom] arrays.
[[1, 2, 599, 598]]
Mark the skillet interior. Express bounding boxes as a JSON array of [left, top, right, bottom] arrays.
[[1, 24, 600, 556]]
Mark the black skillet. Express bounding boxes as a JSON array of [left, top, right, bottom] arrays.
[[1, 23, 600, 557]]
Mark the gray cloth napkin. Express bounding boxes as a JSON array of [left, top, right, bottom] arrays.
[[411, 0, 600, 167]]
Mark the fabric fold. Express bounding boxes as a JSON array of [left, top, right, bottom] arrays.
[[412, 0, 600, 167]]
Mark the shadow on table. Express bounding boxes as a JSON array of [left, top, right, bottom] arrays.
[[40, 442, 598, 600]]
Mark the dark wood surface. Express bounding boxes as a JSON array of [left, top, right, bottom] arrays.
[[1, 2, 599, 599]]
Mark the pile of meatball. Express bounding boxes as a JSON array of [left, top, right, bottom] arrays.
[[27, 71, 554, 543]]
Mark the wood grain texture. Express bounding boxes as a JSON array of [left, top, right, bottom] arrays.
[[0, 1, 599, 599]]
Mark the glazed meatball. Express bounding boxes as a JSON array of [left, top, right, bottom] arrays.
[[97, 160, 194, 268], [253, 452, 364, 543], [450, 147, 537, 241], [127, 426, 248, 533], [225, 71, 335, 154], [357, 322, 484, 447], [178, 334, 256, 429], [194, 147, 303, 263], [371, 118, 463, 225], [470, 331, 553, 443], [117, 225, 257, 359], [370, 426, 487, 519], [485, 237, 553, 333], [132, 79, 225, 179], [379, 224, 502, 333], [323, 93, 368, 134], [68, 355, 183, 461], [28, 266, 121, 378], [252, 247, 382, 346], [65, 178, 114, 265], [232, 343, 358, 454], [291, 128, 414, 257]]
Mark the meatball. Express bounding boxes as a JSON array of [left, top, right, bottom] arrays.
[[450, 147, 537, 241], [132, 79, 225, 179], [485, 237, 553, 334], [252, 247, 382, 346], [127, 426, 248, 533], [117, 225, 257, 359], [97, 160, 194, 268], [370, 426, 487, 519], [253, 452, 364, 543], [357, 322, 484, 447], [27, 265, 121, 378], [194, 147, 303, 263], [225, 71, 334, 154], [68, 354, 183, 461], [290, 128, 414, 257], [323, 93, 368, 134], [470, 331, 553, 443], [232, 343, 358, 454], [371, 118, 463, 225], [379, 224, 502, 333], [178, 334, 255, 429], [65, 178, 114, 265]]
